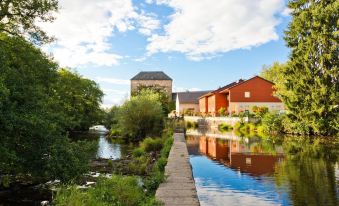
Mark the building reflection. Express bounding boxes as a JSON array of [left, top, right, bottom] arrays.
[[187, 135, 284, 176]]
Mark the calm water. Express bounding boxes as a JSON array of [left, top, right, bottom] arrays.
[[186, 130, 339, 206], [70, 131, 133, 159]]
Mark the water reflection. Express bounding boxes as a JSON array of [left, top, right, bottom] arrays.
[[96, 136, 122, 159], [186, 130, 338, 206], [69, 132, 132, 160]]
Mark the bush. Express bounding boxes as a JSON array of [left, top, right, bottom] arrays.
[[218, 107, 227, 116], [132, 148, 145, 158], [234, 122, 243, 130], [141, 137, 163, 153], [160, 136, 173, 158], [261, 112, 284, 134], [156, 157, 167, 172], [185, 121, 198, 129], [281, 116, 310, 135], [110, 128, 121, 137], [218, 123, 233, 131], [118, 89, 164, 141]]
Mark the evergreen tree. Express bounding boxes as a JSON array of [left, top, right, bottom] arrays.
[[281, 0, 338, 135]]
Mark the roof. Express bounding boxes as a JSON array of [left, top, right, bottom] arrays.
[[199, 80, 244, 98], [220, 76, 274, 93], [131, 71, 172, 80], [173, 91, 212, 104]]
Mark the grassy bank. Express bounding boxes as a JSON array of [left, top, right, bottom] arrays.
[[54, 122, 174, 206]]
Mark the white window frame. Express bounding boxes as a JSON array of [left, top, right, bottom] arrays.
[[244, 91, 250, 98]]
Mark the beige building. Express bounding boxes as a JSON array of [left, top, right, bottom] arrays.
[[131, 71, 173, 100], [173, 91, 211, 115]]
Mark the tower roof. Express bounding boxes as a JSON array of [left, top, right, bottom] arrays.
[[131, 71, 172, 80]]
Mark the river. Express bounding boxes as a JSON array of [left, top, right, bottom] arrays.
[[186, 129, 339, 206]]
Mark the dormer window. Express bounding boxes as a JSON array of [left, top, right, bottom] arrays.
[[244, 92, 250, 98]]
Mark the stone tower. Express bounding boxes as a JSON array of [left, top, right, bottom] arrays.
[[131, 71, 173, 100]]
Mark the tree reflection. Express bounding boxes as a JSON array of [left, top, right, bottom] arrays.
[[275, 137, 338, 206]]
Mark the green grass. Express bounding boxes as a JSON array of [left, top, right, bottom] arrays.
[[54, 176, 162, 206]]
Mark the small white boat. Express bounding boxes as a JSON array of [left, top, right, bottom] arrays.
[[89, 125, 109, 133]]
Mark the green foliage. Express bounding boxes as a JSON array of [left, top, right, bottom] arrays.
[[252, 106, 269, 118], [132, 147, 146, 158], [47, 139, 97, 182], [52, 68, 104, 131], [0, 0, 59, 44], [103, 106, 120, 129], [274, 137, 339, 206], [0, 175, 11, 188], [234, 122, 243, 131], [260, 62, 288, 87], [119, 89, 164, 140], [132, 85, 172, 115], [218, 107, 227, 116], [0, 34, 101, 182], [185, 121, 198, 129], [261, 112, 285, 134], [160, 136, 173, 158], [278, 0, 339, 135], [54, 176, 150, 206], [218, 123, 233, 132], [281, 115, 310, 135], [141, 137, 163, 153]]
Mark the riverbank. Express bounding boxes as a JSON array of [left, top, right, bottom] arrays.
[[156, 132, 200, 206]]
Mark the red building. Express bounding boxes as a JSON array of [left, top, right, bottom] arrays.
[[199, 76, 284, 115]]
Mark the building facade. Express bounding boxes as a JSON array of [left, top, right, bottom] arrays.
[[173, 90, 211, 115], [199, 76, 284, 115], [130, 71, 173, 100]]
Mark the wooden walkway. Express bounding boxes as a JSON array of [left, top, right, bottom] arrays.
[[156, 133, 200, 206]]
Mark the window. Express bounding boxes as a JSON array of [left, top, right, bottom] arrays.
[[244, 91, 250, 98]]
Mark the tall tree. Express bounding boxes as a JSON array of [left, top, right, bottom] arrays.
[[281, 0, 338, 135], [0, 34, 96, 182], [0, 0, 58, 44], [52, 69, 104, 131]]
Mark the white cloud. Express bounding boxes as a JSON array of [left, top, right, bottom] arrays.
[[96, 77, 130, 85], [40, 0, 159, 67], [147, 0, 286, 60]]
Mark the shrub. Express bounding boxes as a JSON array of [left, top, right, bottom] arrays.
[[156, 157, 167, 172], [160, 136, 173, 158], [132, 147, 145, 158], [252, 106, 269, 118], [128, 156, 149, 175], [141, 137, 163, 153], [110, 128, 121, 137], [118, 89, 164, 141], [185, 121, 198, 129], [261, 112, 284, 134], [185, 121, 193, 129], [281, 116, 310, 135], [218, 107, 227, 116], [218, 123, 233, 131], [234, 122, 243, 130]]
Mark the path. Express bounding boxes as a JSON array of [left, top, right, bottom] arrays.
[[156, 132, 200, 206]]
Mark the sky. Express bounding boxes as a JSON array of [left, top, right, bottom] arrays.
[[39, 0, 292, 108]]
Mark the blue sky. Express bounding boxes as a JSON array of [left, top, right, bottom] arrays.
[[40, 0, 291, 107]]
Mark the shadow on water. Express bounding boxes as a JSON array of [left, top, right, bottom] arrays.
[[186, 129, 339, 206]]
